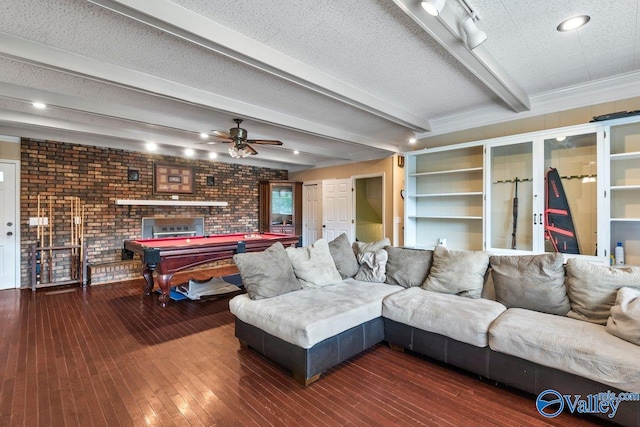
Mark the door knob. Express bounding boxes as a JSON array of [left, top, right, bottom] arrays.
[[6, 222, 12, 226], [7, 231, 13, 236]]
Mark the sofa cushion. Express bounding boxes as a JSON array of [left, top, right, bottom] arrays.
[[566, 258, 640, 324], [328, 233, 359, 278], [354, 249, 388, 282], [384, 246, 432, 288], [422, 246, 489, 299], [229, 279, 403, 348], [490, 253, 570, 315], [489, 308, 640, 393], [353, 238, 391, 255], [382, 287, 507, 347], [233, 242, 302, 300], [606, 287, 640, 346], [286, 239, 342, 288]]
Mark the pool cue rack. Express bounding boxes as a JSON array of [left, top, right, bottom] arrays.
[[30, 195, 88, 291]]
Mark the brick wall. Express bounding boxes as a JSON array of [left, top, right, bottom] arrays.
[[20, 139, 287, 287]]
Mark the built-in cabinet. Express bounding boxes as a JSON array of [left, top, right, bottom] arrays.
[[607, 122, 640, 265], [405, 116, 640, 265], [259, 180, 302, 235], [404, 144, 484, 250]]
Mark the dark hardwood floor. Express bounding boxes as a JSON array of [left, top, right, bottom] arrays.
[[0, 270, 611, 426]]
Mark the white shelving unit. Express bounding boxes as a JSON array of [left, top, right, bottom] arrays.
[[405, 144, 484, 250], [608, 122, 640, 265]]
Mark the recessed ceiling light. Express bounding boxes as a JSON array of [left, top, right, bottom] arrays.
[[145, 141, 157, 151], [200, 133, 208, 139], [32, 102, 47, 109], [409, 137, 417, 144], [184, 148, 195, 157], [293, 150, 299, 155], [208, 152, 218, 159], [557, 15, 590, 32]]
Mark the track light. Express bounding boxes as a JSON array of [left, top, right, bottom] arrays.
[[462, 16, 487, 49], [421, 0, 445, 16]]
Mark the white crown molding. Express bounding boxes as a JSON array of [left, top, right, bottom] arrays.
[[418, 70, 640, 139]]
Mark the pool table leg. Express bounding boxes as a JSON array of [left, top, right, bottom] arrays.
[[156, 273, 174, 307], [142, 265, 154, 295]]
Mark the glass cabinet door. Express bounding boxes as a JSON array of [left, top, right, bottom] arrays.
[[487, 141, 534, 252], [543, 132, 598, 256]]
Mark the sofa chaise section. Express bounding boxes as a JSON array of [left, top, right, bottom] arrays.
[[229, 279, 403, 384]]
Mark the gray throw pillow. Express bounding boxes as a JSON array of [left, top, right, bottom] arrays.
[[286, 239, 343, 288], [566, 258, 640, 324], [233, 242, 301, 300], [606, 287, 640, 345], [422, 246, 489, 299], [328, 233, 359, 278], [353, 238, 391, 255], [354, 249, 388, 282], [384, 246, 433, 288], [490, 253, 570, 315]]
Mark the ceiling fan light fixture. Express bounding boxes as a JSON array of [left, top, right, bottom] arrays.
[[462, 16, 487, 49], [229, 145, 252, 159], [421, 0, 445, 16], [557, 15, 590, 32]]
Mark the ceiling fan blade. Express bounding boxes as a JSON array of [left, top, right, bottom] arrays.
[[247, 139, 283, 145], [245, 144, 259, 155], [211, 130, 231, 139]]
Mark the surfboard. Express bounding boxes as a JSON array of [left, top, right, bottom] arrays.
[[545, 167, 580, 254]]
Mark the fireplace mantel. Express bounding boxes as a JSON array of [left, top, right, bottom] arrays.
[[116, 199, 228, 207]]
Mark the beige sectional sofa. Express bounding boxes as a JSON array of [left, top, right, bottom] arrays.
[[229, 234, 640, 426]]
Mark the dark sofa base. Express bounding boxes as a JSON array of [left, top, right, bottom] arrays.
[[384, 318, 640, 427], [235, 317, 385, 385]]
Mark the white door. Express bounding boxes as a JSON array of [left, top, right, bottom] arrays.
[[0, 161, 18, 289], [322, 179, 353, 241], [302, 182, 322, 246]]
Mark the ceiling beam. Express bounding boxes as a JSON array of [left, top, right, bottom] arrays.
[[86, 0, 431, 133], [391, 0, 530, 113], [0, 33, 402, 154]]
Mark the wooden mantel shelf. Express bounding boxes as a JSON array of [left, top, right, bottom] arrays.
[[116, 199, 228, 207]]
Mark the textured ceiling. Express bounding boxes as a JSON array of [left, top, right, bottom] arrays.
[[0, 0, 639, 171]]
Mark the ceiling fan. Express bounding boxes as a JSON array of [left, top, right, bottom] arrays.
[[208, 118, 283, 158]]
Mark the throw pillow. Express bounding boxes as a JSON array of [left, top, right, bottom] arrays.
[[286, 238, 343, 288], [354, 249, 388, 282], [490, 253, 570, 315], [422, 246, 489, 299], [606, 287, 640, 345], [384, 246, 433, 288], [233, 242, 301, 300], [328, 233, 359, 278], [353, 237, 391, 255], [566, 258, 640, 324]]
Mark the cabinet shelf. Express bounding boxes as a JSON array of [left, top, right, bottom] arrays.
[[610, 185, 640, 191], [610, 218, 640, 222], [409, 215, 483, 220], [611, 151, 640, 160], [412, 192, 483, 198], [410, 167, 483, 177]]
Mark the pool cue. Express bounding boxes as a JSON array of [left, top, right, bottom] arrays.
[[37, 195, 41, 283], [70, 197, 76, 279], [80, 203, 85, 283], [48, 196, 53, 283]]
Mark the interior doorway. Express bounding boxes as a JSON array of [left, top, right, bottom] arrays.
[[353, 174, 384, 242]]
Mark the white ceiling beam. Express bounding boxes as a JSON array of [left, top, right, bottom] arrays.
[[86, 0, 431, 133], [0, 32, 402, 154], [391, 0, 530, 114]]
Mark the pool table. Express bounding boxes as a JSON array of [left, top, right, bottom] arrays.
[[123, 232, 300, 305]]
